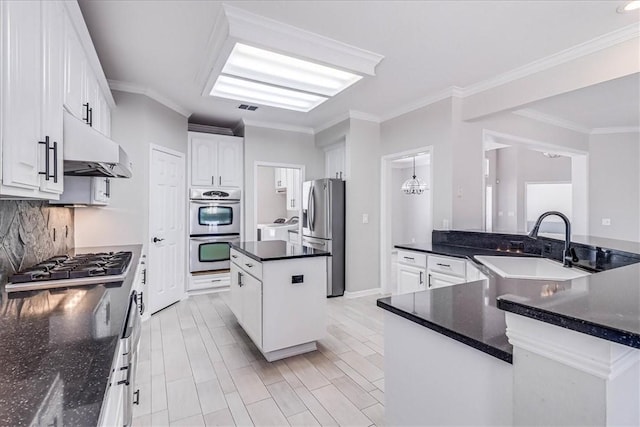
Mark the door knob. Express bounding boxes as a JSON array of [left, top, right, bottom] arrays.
[[153, 237, 164, 243]]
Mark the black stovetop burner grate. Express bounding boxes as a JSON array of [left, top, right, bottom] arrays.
[[9, 251, 133, 284]]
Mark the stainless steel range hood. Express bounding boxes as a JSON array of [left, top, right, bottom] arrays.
[[63, 111, 132, 178]]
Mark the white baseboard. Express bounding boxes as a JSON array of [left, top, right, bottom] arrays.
[[343, 288, 382, 299]]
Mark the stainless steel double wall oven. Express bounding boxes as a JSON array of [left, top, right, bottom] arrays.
[[189, 188, 241, 273]]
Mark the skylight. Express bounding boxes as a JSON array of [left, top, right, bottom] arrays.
[[210, 43, 362, 112]]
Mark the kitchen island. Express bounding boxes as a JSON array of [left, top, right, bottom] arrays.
[[379, 231, 640, 426], [229, 240, 329, 361], [0, 245, 143, 427]]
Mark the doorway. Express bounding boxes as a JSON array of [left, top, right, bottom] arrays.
[[482, 130, 588, 235], [253, 162, 305, 243], [380, 147, 433, 295], [148, 144, 186, 313]]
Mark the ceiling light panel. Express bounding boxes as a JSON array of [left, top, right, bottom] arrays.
[[211, 75, 328, 112], [222, 43, 362, 97]]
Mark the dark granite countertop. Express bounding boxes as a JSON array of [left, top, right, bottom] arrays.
[[0, 244, 142, 426], [231, 240, 329, 262], [379, 238, 640, 363]]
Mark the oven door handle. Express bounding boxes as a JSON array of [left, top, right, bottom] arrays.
[[190, 236, 240, 242], [190, 200, 240, 205]]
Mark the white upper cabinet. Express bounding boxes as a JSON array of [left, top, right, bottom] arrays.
[[1, 1, 65, 197], [40, 0, 65, 195], [1, 0, 113, 199], [274, 168, 287, 191], [63, 8, 110, 136], [286, 168, 300, 211], [189, 132, 243, 188], [1, 1, 43, 191], [63, 12, 86, 120], [325, 142, 347, 180], [217, 138, 243, 187]]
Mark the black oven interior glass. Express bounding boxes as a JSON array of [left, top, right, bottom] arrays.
[[199, 206, 233, 226], [199, 242, 231, 262]]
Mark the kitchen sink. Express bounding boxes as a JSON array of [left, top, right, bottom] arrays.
[[474, 255, 591, 281]]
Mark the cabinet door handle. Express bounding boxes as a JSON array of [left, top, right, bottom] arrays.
[[211, 176, 215, 185], [245, 263, 253, 268], [142, 268, 146, 284], [39, 136, 52, 181], [428, 273, 432, 288], [105, 178, 111, 197], [231, 254, 238, 259], [219, 176, 221, 186], [133, 389, 140, 405], [420, 271, 424, 285], [88, 107, 93, 127], [436, 263, 451, 268], [403, 256, 414, 261], [83, 103, 90, 124], [138, 291, 145, 315], [238, 272, 243, 287], [52, 140, 58, 183]]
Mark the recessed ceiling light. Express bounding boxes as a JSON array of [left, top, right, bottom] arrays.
[[211, 75, 327, 112], [210, 43, 363, 112], [223, 43, 362, 97], [617, 0, 640, 12]]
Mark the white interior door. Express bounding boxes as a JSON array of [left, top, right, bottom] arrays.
[[149, 146, 185, 313]]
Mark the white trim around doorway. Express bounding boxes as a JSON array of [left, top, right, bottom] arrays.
[[380, 146, 434, 296]]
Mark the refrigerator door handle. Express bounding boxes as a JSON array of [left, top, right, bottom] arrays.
[[309, 185, 315, 232]]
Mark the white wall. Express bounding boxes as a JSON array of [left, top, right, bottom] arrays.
[[243, 125, 324, 238], [256, 166, 286, 224], [74, 91, 188, 248], [589, 132, 640, 242], [345, 118, 381, 293], [381, 98, 453, 230]]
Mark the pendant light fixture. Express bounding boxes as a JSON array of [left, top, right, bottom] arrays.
[[401, 156, 428, 195]]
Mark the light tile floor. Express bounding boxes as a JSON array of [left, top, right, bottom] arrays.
[[132, 293, 385, 427]]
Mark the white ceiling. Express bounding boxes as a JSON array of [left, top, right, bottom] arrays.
[[78, 1, 640, 130], [518, 73, 640, 130]]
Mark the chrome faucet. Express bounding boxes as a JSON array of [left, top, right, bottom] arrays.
[[528, 211, 574, 268]]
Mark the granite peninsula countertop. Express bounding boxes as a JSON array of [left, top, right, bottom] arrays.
[[231, 240, 329, 262], [0, 244, 142, 426], [379, 239, 640, 363]]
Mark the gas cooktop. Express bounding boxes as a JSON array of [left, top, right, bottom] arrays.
[[6, 251, 133, 292]]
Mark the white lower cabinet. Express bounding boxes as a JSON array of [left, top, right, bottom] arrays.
[[397, 264, 426, 294], [397, 250, 488, 294], [230, 251, 327, 361], [397, 249, 427, 294], [189, 272, 230, 293]]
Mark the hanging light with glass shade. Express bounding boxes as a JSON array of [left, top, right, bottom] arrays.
[[401, 156, 428, 195]]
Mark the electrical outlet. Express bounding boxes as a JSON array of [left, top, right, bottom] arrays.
[[362, 214, 369, 224], [602, 218, 611, 226]]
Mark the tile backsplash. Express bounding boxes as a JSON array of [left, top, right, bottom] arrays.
[[0, 201, 74, 287]]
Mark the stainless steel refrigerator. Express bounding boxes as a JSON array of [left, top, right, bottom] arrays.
[[302, 178, 345, 297]]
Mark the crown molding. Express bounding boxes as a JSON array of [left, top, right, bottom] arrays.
[[108, 80, 190, 118], [223, 4, 384, 76], [591, 126, 640, 135], [380, 86, 462, 122], [348, 110, 381, 123], [513, 109, 591, 134], [461, 24, 640, 98], [241, 119, 315, 135]]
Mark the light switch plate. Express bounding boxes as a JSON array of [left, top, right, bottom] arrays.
[[602, 218, 611, 226], [362, 214, 369, 224]]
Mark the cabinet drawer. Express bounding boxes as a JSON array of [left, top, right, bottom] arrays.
[[230, 248, 243, 265], [397, 250, 427, 268], [190, 274, 230, 291], [428, 255, 466, 278], [242, 257, 263, 280]]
